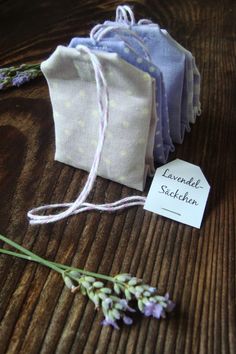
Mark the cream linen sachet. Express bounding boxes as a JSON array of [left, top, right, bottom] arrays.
[[40, 45, 157, 191]]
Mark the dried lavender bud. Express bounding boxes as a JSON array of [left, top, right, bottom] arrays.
[[0, 234, 175, 331], [12, 72, 31, 87], [113, 274, 175, 321], [0, 63, 42, 90]]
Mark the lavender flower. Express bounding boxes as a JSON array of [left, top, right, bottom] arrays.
[[143, 302, 164, 318], [12, 72, 31, 87], [113, 274, 175, 321], [0, 234, 175, 330], [0, 72, 6, 80], [70, 272, 175, 328], [123, 315, 133, 325], [101, 297, 134, 329], [142, 293, 175, 319], [0, 63, 42, 90], [64, 271, 136, 329], [101, 317, 120, 330]]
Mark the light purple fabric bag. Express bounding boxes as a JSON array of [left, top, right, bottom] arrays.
[[69, 37, 174, 163], [99, 20, 186, 144], [161, 29, 201, 123], [94, 5, 201, 143]]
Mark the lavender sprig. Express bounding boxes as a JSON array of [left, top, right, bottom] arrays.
[[0, 234, 175, 329], [0, 63, 42, 90], [113, 274, 175, 319]]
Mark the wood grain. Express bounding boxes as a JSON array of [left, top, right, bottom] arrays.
[[0, 0, 235, 353]]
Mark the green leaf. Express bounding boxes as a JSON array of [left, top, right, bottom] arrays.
[[138, 299, 144, 312], [143, 291, 151, 297], [98, 292, 107, 300], [93, 281, 104, 288], [84, 276, 96, 283], [81, 281, 91, 289], [93, 294, 100, 308], [125, 289, 132, 300], [128, 287, 136, 294], [88, 291, 95, 302], [100, 287, 112, 294], [115, 273, 131, 282], [135, 286, 144, 293], [69, 270, 81, 278], [102, 299, 111, 310], [112, 309, 121, 320], [128, 277, 138, 286], [64, 276, 74, 289], [114, 284, 121, 295]]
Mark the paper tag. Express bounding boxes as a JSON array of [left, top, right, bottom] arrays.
[[144, 159, 210, 228]]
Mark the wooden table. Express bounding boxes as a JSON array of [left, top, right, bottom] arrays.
[[0, 1, 235, 353]]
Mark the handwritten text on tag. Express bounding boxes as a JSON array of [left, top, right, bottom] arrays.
[[144, 159, 210, 228]]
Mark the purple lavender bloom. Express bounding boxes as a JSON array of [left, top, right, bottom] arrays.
[[165, 293, 176, 312], [148, 287, 156, 293], [123, 315, 133, 325], [101, 317, 119, 330], [0, 72, 6, 80], [144, 301, 164, 318], [119, 299, 136, 313], [101, 298, 136, 329], [12, 72, 31, 87]]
